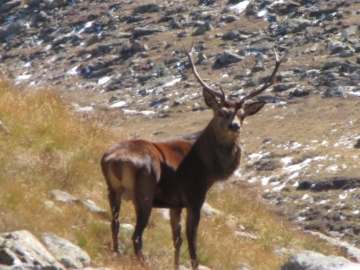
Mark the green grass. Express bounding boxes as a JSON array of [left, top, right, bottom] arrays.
[[0, 78, 342, 269]]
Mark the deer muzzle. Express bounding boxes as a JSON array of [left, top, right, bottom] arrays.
[[228, 122, 240, 132]]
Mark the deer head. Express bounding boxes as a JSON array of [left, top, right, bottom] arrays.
[[184, 44, 282, 145]]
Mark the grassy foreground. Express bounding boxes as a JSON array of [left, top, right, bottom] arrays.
[[0, 78, 341, 269]]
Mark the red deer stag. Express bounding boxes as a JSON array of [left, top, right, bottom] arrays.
[[101, 44, 282, 269]]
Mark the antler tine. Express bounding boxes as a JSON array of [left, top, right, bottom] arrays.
[[184, 44, 226, 105], [239, 48, 284, 103]]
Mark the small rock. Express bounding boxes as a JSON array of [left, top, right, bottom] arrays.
[[201, 203, 222, 216], [50, 190, 80, 204], [0, 121, 10, 134], [81, 199, 108, 216], [354, 139, 360, 149], [272, 83, 297, 92], [120, 224, 135, 235]]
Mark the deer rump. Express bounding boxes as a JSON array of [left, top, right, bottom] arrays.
[[101, 139, 194, 208]]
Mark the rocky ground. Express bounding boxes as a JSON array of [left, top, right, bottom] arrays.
[[2, 0, 360, 268]]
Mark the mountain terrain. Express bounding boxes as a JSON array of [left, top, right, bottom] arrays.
[[1, 0, 360, 269]]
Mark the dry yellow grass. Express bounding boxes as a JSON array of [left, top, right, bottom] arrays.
[[0, 78, 341, 269]]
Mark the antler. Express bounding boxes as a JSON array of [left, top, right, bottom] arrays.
[[185, 44, 284, 110], [184, 44, 226, 106], [237, 49, 283, 106]]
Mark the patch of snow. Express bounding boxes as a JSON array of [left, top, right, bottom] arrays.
[[272, 182, 286, 192], [24, 61, 33, 68], [163, 76, 181, 88], [257, 9, 267, 18], [35, 39, 44, 45], [248, 177, 258, 183], [76, 106, 93, 112], [334, 134, 360, 148], [339, 193, 347, 200], [261, 176, 272, 186], [348, 91, 360, 97], [78, 21, 93, 34], [233, 169, 242, 177], [288, 172, 300, 180], [281, 157, 292, 165], [283, 159, 311, 173], [301, 194, 313, 203], [122, 109, 138, 115], [291, 142, 302, 149], [301, 194, 310, 200], [67, 65, 81, 75], [230, 0, 251, 14], [16, 74, 32, 80], [326, 165, 338, 173], [44, 44, 52, 51], [248, 152, 269, 161], [122, 109, 155, 116], [98, 76, 112, 85], [176, 63, 186, 71], [110, 101, 127, 108], [313, 156, 327, 161]]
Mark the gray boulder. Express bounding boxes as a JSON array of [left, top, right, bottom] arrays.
[[42, 233, 91, 269], [0, 0, 21, 12], [0, 231, 65, 270], [132, 26, 166, 38], [213, 51, 243, 68], [280, 251, 360, 270], [277, 18, 312, 35], [0, 21, 24, 40], [133, 3, 160, 14]]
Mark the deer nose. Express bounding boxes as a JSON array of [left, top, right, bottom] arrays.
[[229, 123, 240, 132]]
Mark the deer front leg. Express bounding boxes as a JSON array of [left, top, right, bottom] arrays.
[[186, 207, 201, 270], [170, 208, 183, 269], [108, 188, 122, 253]]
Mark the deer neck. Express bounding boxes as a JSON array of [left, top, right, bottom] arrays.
[[195, 123, 242, 188]]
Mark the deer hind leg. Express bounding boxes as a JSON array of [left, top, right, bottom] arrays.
[[132, 167, 156, 264], [186, 207, 201, 270], [108, 187, 123, 253], [170, 208, 183, 269]]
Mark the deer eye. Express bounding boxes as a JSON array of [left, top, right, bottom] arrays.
[[218, 111, 224, 117]]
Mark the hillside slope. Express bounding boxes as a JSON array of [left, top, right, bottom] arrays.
[[1, 0, 360, 269]]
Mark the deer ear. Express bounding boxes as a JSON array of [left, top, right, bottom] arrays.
[[202, 89, 220, 110], [243, 101, 266, 116]]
